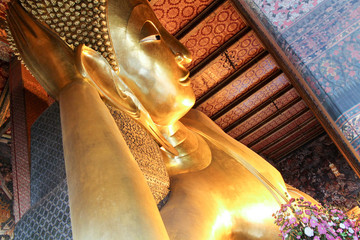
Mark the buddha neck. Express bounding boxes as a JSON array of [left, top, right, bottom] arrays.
[[159, 121, 212, 177]]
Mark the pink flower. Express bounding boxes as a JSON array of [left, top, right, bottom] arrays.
[[344, 220, 351, 228], [318, 224, 327, 234], [302, 217, 309, 223], [310, 218, 318, 228], [289, 217, 296, 224], [305, 210, 311, 215], [326, 234, 335, 240], [314, 236, 320, 240]]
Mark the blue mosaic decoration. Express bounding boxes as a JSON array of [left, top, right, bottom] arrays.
[[30, 103, 66, 206], [15, 102, 170, 239], [14, 180, 72, 240], [14, 103, 71, 239]]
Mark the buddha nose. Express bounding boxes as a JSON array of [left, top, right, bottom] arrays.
[[175, 52, 192, 65], [160, 29, 192, 65], [172, 43, 192, 65]]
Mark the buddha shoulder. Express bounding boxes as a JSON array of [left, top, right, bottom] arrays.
[[180, 109, 288, 196]]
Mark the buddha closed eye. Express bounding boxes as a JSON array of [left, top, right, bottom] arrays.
[[140, 21, 162, 43]]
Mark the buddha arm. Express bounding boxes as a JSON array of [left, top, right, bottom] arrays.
[[59, 80, 169, 240]]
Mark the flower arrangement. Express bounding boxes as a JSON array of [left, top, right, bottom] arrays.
[[273, 197, 360, 239]]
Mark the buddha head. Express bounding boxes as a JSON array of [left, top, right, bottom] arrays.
[[18, 0, 195, 127], [107, 0, 195, 126]]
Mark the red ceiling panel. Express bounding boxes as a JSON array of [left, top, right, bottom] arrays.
[[251, 114, 315, 151], [226, 31, 264, 68], [270, 126, 324, 159], [213, 73, 290, 128], [228, 100, 307, 139], [196, 54, 278, 117], [242, 109, 313, 145], [261, 119, 319, 155], [180, 1, 246, 68], [190, 31, 264, 98], [191, 55, 233, 98], [227, 103, 278, 138], [273, 87, 299, 109], [152, 0, 214, 35]]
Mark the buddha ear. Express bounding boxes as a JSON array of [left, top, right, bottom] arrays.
[[75, 45, 178, 156], [75, 44, 139, 117]]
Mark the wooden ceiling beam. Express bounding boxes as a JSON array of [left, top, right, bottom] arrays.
[[271, 127, 325, 161], [190, 26, 253, 78], [247, 108, 310, 148], [223, 85, 301, 135], [234, 97, 302, 140], [222, 81, 291, 132], [211, 68, 283, 120], [193, 49, 267, 108], [257, 117, 317, 154], [175, 0, 226, 39]]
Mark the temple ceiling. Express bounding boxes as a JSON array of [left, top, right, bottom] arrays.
[[150, 0, 325, 162], [0, 0, 326, 163]]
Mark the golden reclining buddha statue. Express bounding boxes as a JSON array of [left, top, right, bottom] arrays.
[[7, 0, 314, 239]]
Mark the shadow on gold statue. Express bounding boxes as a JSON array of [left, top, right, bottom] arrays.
[[6, 0, 310, 239]]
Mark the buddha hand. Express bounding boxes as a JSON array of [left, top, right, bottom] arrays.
[[7, 1, 83, 99]]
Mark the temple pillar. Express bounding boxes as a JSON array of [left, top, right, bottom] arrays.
[[9, 59, 30, 222], [9, 59, 49, 222]]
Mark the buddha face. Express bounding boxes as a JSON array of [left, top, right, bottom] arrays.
[[108, 1, 195, 126]]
